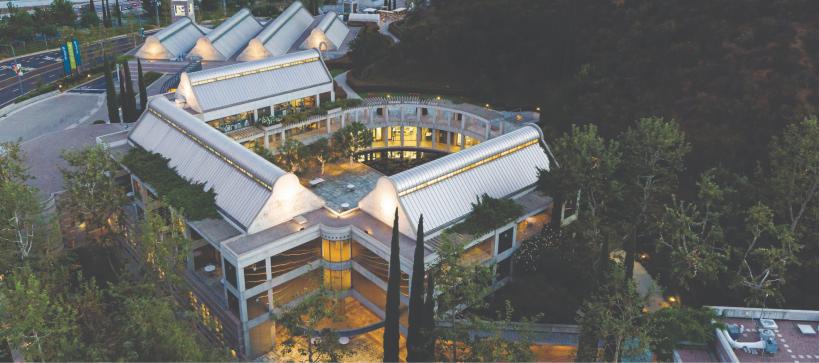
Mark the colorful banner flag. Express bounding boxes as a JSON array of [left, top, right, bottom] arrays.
[[60, 44, 71, 75], [66, 41, 77, 71], [71, 39, 82, 67]]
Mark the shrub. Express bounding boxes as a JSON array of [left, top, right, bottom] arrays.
[[451, 194, 523, 237]]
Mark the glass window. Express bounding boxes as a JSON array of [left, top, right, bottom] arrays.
[[246, 290, 270, 320], [227, 290, 240, 318], [496, 258, 512, 281], [498, 228, 514, 254], [224, 259, 237, 288], [244, 260, 267, 289], [270, 239, 320, 279]]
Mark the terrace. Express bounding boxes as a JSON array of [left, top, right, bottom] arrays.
[[301, 162, 382, 212]]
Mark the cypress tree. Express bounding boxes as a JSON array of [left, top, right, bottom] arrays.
[[421, 272, 436, 360], [104, 61, 120, 123], [114, 0, 121, 26], [118, 69, 128, 122], [383, 208, 401, 362], [137, 58, 147, 112], [406, 215, 425, 361], [121, 60, 137, 121], [102, 0, 110, 27]]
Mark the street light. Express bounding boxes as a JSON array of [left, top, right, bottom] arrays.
[[0, 44, 23, 96]]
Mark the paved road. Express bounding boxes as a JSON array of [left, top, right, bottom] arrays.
[[0, 92, 108, 142], [0, 29, 158, 108]]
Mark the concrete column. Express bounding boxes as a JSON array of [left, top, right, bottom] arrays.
[[355, 109, 360, 123], [399, 125, 404, 147], [416, 127, 421, 147], [432, 129, 437, 148], [400, 106, 404, 124], [382, 127, 389, 147], [264, 130, 270, 149], [281, 131, 286, 143], [449, 112, 454, 128], [253, 109, 258, 124], [330, 89, 336, 102], [485, 122, 491, 139], [416, 107, 421, 123], [315, 94, 321, 108], [461, 115, 466, 129], [447, 131, 452, 151], [384, 106, 389, 123]]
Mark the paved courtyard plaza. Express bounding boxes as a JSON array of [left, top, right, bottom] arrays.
[[305, 162, 382, 212]]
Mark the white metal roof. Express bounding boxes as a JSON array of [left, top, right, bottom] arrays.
[[127, 97, 285, 230], [301, 11, 348, 50], [175, 49, 333, 113], [135, 17, 208, 60], [361, 125, 551, 236], [187, 8, 263, 60], [348, 13, 380, 23], [236, 1, 315, 61]]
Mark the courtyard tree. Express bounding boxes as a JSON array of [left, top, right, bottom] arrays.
[[406, 215, 426, 361], [60, 145, 125, 247], [306, 137, 332, 175], [332, 121, 372, 165], [618, 117, 690, 282], [383, 208, 401, 362], [0, 141, 30, 184], [0, 180, 56, 273], [274, 287, 353, 363], [276, 139, 305, 173], [648, 307, 721, 361]]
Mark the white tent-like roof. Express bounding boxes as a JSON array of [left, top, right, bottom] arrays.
[[175, 49, 333, 116], [236, 1, 315, 61], [187, 8, 264, 61], [301, 12, 349, 51], [135, 17, 209, 60], [359, 125, 551, 237], [128, 97, 324, 233]]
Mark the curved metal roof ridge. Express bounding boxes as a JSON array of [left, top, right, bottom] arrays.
[[317, 11, 339, 32], [256, 1, 306, 44], [142, 97, 286, 188], [186, 48, 322, 84], [207, 8, 256, 43], [155, 17, 196, 42], [389, 124, 545, 193]]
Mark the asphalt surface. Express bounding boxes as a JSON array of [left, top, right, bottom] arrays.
[[0, 92, 108, 143], [0, 29, 158, 108]]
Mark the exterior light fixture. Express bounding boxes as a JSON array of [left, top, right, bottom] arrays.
[[668, 296, 677, 303], [436, 96, 441, 100], [536, 106, 541, 111], [485, 103, 490, 108]]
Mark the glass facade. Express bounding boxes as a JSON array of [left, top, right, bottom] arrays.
[[224, 259, 238, 288], [270, 239, 321, 279], [322, 239, 352, 263], [498, 228, 514, 254], [244, 260, 267, 289], [247, 290, 270, 321], [208, 111, 255, 133]]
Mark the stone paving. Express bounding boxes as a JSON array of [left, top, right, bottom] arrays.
[[306, 162, 382, 212]]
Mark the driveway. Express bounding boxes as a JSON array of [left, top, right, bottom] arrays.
[[0, 92, 108, 143]]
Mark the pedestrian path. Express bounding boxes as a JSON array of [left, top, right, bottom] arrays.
[[335, 71, 361, 99]]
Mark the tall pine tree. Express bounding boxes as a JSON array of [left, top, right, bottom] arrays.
[[104, 61, 120, 123], [102, 0, 110, 27], [383, 208, 401, 362], [406, 215, 425, 361], [137, 58, 147, 112]]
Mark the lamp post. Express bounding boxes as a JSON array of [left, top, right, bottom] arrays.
[[0, 44, 23, 96]]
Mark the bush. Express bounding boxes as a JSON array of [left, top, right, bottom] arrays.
[[121, 148, 218, 220], [451, 194, 523, 237], [92, 120, 107, 124]]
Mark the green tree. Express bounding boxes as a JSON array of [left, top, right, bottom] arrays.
[[137, 58, 147, 112], [0, 268, 79, 362], [332, 121, 372, 165], [120, 60, 138, 122], [467, 301, 535, 362], [618, 117, 690, 282], [50, 0, 77, 27], [348, 28, 393, 74], [421, 271, 436, 361], [432, 232, 494, 362], [0, 181, 55, 274], [79, 0, 100, 27], [576, 271, 651, 363], [104, 61, 121, 123], [60, 144, 125, 246], [406, 215, 425, 361], [657, 170, 727, 291], [274, 287, 353, 363], [383, 208, 401, 362], [276, 139, 305, 173], [113, 0, 121, 25], [101, 0, 110, 27], [306, 137, 332, 175], [138, 207, 190, 284], [0, 141, 30, 185], [648, 307, 721, 361]]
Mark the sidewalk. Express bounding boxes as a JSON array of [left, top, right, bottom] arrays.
[[335, 71, 361, 99]]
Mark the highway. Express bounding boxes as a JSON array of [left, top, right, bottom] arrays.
[[0, 29, 158, 108]]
